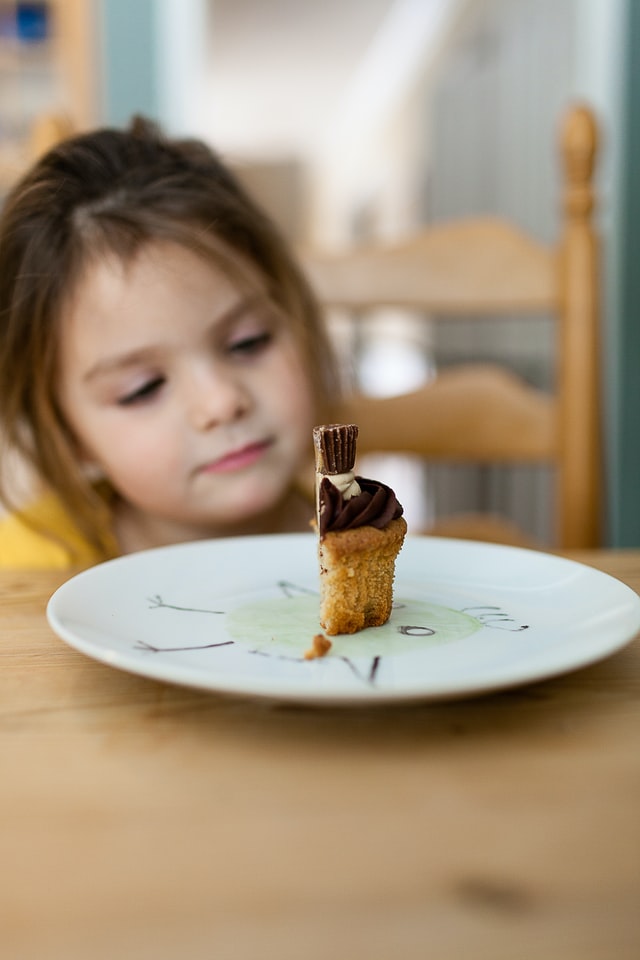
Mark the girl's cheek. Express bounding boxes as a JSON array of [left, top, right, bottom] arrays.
[[98, 426, 162, 466]]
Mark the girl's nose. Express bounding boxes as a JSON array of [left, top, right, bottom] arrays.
[[187, 364, 250, 431]]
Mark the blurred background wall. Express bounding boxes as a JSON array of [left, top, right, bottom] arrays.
[[0, 0, 638, 544]]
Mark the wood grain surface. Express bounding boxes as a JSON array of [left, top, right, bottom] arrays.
[[1, 552, 639, 960]]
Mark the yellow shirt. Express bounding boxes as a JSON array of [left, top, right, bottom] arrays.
[[0, 490, 118, 570]]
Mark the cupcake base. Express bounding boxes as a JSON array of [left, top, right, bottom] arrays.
[[318, 516, 407, 635]]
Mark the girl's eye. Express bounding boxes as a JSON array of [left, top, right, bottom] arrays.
[[228, 330, 272, 356], [117, 376, 165, 406]]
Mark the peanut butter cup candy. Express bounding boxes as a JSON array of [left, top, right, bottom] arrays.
[[313, 423, 407, 635]]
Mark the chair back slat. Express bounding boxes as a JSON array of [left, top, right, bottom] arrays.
[[304, 218, 557, 314]]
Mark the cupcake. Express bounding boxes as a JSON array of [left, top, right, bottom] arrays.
[[313, 423, 407, 635]]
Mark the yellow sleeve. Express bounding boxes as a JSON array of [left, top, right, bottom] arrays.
[[0, 492, 115, 570]]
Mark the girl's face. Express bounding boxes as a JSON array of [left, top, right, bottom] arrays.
[[57, 242, 316, 546]]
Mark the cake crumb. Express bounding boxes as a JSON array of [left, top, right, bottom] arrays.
[[304, 634, 332, 660]]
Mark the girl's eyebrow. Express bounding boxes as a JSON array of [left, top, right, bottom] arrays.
[[83, 347, 156, 382], [82, 295, 263, 383]]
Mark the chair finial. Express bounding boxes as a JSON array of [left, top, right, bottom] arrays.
[[561, 104, 598, 219]]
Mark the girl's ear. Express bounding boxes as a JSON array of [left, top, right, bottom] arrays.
[[62, 424, 105, 480]]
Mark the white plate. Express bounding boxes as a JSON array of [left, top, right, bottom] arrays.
[[47, 534, 640, 705]]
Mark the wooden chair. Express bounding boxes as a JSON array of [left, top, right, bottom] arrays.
[[28, 112, 74, 161], [302, 104, 601, 550], [1, 112, 74, 199]]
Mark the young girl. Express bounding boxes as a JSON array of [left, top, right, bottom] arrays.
[[0, 117, 338, 569]]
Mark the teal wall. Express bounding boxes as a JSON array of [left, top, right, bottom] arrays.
[[611, 0, 640, 545], [100, 0, 160, 126]]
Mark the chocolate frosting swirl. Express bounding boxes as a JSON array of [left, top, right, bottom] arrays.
[[318, 476, 403, 537]]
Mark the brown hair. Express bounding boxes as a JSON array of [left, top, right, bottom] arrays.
[[0, 116, 337, 556]]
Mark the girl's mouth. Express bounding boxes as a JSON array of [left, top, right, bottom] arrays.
[[200, 440, 272, 474]]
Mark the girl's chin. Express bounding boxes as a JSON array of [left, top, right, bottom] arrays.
[[120, 473, 303, 540], [196, 489, 295, 533]]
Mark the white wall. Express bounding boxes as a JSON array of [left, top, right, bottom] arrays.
[[155, 0, 210, 138]]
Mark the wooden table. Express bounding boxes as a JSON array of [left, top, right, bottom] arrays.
[[1, 551, 639, 960]]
